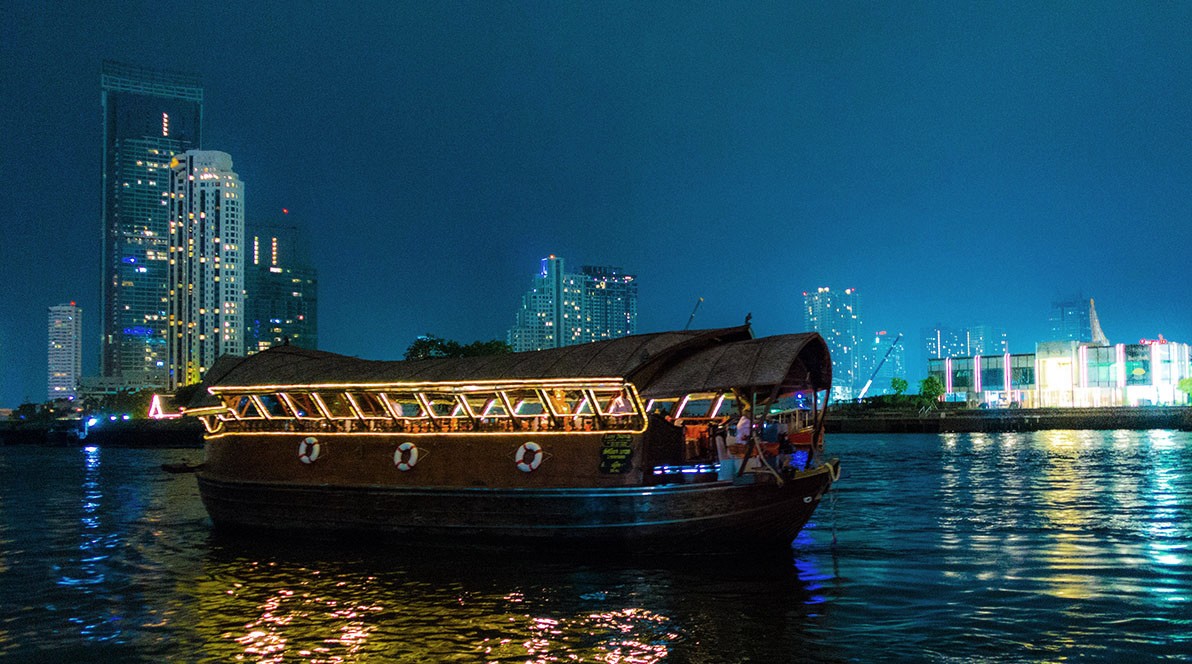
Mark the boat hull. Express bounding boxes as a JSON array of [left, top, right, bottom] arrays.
[[195, 461, 838, 550]]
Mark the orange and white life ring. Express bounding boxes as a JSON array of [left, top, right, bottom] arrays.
[[298, 436, 321, 464], [393, 442, 420, 471], [515, 441, 543, 473]]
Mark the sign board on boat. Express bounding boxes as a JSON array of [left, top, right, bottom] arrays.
[[599, 433, 633, 473]]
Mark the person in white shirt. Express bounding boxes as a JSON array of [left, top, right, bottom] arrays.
[[735, 409, 752, 445]]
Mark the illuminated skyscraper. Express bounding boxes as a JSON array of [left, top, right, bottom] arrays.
[[802, 287, 862, 400], [245, 218, 319, 353], [508, 256, 584, 352], [167, 150, 245, 389], [100, 61, 203, 390], [508, 257, 638, 352], [581, 265, 637, 342], [47, 303, 83, 401]]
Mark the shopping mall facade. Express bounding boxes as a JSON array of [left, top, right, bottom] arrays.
[[927, 339, 1191, 407]]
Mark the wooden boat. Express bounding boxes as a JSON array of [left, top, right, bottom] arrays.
[[178, 325, 839, 550]]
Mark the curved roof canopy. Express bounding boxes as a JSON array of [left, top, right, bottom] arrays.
[[185, 325, 831, 408]]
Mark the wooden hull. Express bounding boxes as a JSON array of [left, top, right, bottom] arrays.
[[195, 461, 838, 551]]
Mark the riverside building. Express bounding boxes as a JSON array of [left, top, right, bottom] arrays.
[[47, 303, 83, 401], [927, 339, 1191, 407], [245, 219, 318, 352], [100, 61, 203, 391], [166, 150, 245, 389], [508, 256, 638, 352], [803, 287, 863, 400]]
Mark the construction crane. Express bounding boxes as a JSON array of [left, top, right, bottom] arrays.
[[857, 333, 903, 400], [684, 297, 704, 330]]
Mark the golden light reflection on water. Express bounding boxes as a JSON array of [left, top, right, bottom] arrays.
[[479, 607, 674, 664], [187, 549, 691, 664], [214, 576, 387, 663]]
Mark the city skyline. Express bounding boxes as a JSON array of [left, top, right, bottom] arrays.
[[3, 3, 1191, 406]]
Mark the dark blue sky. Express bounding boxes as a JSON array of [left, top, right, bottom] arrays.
[[2, 2, 1191, 406]]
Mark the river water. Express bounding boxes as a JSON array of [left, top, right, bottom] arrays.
[[0, 431, 1188, 662]]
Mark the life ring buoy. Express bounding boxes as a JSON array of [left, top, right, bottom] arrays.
[[515, 441, 543, 473], [298, 436, 321, 464], [393, 442, 420, 471]]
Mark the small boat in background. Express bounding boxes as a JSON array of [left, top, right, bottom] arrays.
[[174, 324, 839, 551]]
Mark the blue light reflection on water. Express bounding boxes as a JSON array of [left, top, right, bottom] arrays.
[[0, 431, 1188, 662]]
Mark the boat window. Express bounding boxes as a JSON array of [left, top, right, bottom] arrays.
[[676, 393, 722, 419], [710, 394, 733, 418], [281, 392, 322, 419], [543, 388, 585, 415], [594, 391, 633, 416], [422, 392, 464, 418], [573, 393, 594, 415], [480, 396, 508, 418], [348, 392, 390, 419], [461, 393, 494, 418], [227, 395, 264, 419], [313, 392, 356, 419], [385, 392, 426, 418], [256, 394, 291, 419], [646, 397, 679, 418], [503, 389, 547, 417]]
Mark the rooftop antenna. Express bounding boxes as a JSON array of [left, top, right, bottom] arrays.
[[684, 297, 704, 330]]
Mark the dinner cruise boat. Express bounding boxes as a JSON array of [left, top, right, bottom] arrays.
[[175, 324, 839, 550]]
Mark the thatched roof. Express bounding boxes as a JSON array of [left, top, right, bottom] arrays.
[[184, 325, 831, 408], [635, 333, 832, 398]]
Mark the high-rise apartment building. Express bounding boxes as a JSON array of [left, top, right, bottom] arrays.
[[581, 265, 637, 342], [802, 287, 863, 400], [166, 150, 245, 389], [245, 219, 318, 353], [508, 256, 638, 352], [47, 303, 83, 401], [100, 61, 203, 390]]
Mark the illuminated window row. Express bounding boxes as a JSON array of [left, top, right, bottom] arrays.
[[201, 383, 647, 435]]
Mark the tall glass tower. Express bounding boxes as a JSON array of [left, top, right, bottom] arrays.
[[803, 287, 863, 400], [100, 61, 203, 390], [245, 217, 319, 353]]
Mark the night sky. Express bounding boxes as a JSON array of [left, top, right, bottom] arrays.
[[2, 2, 1191, 407]]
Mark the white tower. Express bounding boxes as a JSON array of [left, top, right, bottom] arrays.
[[167, 150, 245, 389], [47, 303, 83, 401]]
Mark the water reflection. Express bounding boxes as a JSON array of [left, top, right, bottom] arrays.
[[1, 433, 1189, 661], [59, 446, 113, 592], [180, 535, 830, 662], [828, 431, 1192, 661]]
